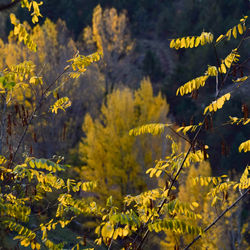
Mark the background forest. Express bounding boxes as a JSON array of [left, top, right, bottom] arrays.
[[0, 0, 249, 249]]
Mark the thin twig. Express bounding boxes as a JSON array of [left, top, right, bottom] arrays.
[[0, 0, 21, 11], [184, 188, 249, 249]]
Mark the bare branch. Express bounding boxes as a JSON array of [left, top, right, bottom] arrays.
[[0, 0, 21, 12]]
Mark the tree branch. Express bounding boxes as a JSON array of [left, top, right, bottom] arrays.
[[135, 28, 249, 250], [0, 0, 21, 12], [136, 122, 204, 249], [184, 188, 249, 249]]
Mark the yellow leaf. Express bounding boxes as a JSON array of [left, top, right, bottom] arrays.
[[20, 239, 30, 247], [186, 37, 190, 47], [216, 34, 224, 43], [200, 33, 205, 45], [14, 24, 20, 35], [239, 140, 250, 153], [180, 86, 184, 96], [238, 23, 243, 35], [180, 37, 186, 48], [211, 196, 217, 206], [226, 29, 231, 40], [122, 227, 129, 237], [232, 26, 237, 39], [220, 63, 227, 74], [32, 15, 38, 24], [31, 241, 36, 250], [170, 39, 175, 48], [216, 98, 224, 109], [149, 168, 157, 178], [192, 202, 199, 208], [10, 13, 17, 25], [225, 93, 230, 100], [174, 38, 181, 49], [155, 170, 162, 178], [101, 223, 114, 238], [195, 37, 200, 47], [234, 76, 248, 83], [183, 125, 193, 135]]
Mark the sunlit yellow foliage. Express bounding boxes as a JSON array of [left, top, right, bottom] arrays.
[[9, 14, 37, 52], [50, 97, 72, 114], [88, 4, 134, 54], [176, 75, 209, 96], [203, 93, 231, 114], [229, 116, 250, 125], [233, 166, 250, 190], [238, 140, 250, 153], [170, 31, 213, 50], [20, 0, 43, 23], [216, 16, 248, 43], [176, 123, 202, 135], [218, 49, 240, 74], [67, 51, 103, 78], [78, 79, 169, 203]]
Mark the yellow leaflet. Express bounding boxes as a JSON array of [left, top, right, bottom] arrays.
[[129, 123, 170, 136], [239, 140, 250, 153], [200, 33, 205, 45], [226, 29, 232, 40], [238, 23, 243, 34], [170, 39, 175, 48], [207, 66, 218, 76], [50, 97, 71, 114], [195, 36, 200, 47], [229, 116, 250, 125], [170, 32, 213, 50], [176, 75, 209, 96], [219, 63, 227, 73], [216, 34, 224, 43], [238, 166, 250, 189], [180, 37, 186, 48], [175, 38, 181, 49], [232, 26, 237, 39], [233, 76, 248, 83], [186, 37, 190, 47]]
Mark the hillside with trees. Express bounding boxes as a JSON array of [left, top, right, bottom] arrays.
[[0, 1, 249, 249]]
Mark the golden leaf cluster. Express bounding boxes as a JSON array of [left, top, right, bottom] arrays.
[[170, 32, 213, 50], [239, 140, 250, 153], [203, 93, 231, 114], [216, 16, 248, 43]]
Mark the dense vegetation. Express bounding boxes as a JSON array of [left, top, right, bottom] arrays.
[[0, 0, 249, 249]]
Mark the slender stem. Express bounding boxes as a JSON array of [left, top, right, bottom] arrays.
[[212, 43, 224, 87], [184, 189, 249, 249]]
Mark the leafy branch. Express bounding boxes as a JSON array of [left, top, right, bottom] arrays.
[[135, 24, 249, 250], [184, 188, 249, 249]]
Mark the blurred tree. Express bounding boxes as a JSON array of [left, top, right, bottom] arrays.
[[82, 5, 140, 96], [78, 78, 169, 204]]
